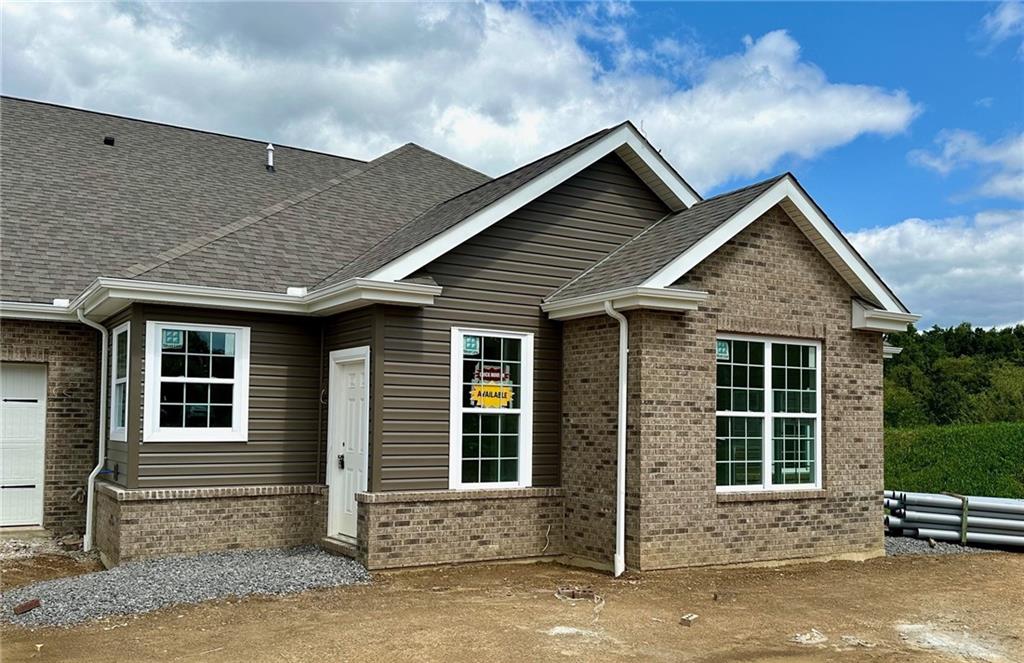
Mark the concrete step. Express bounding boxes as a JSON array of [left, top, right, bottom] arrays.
[[320, 536, 359, 560]]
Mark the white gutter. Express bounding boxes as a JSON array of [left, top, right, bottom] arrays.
[[543, 286, 708, 321], [0, 301, 77, 321], [603, 301, 628, 577], [76, 309, 108, 552]]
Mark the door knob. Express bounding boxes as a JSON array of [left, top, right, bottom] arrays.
[[337, 454, 345, 470]]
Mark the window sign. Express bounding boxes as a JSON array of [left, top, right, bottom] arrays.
[[469, 362, 514, 409], [463, 335, 481, 356], [716, 339, 731, 361]]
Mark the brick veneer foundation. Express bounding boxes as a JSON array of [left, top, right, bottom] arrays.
[[562, 207, 885, 570], [356, 488, 565, 570], [94, 482, 327, 566], [1, 319, 99, 533]]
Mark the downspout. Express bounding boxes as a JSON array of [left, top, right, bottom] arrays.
[[603, 301, 628, 577], [77, 309, 108, 552]]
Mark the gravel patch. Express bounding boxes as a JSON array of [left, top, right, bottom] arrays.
[[885, 534, 993, 556], [1, 546, 370, 628]]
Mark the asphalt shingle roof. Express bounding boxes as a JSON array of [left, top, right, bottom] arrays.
[[0, 97, 487, 301], [547, 174, 787, 302]]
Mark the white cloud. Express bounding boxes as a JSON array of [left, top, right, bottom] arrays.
[[849, 210, 1024, 327], [909, 130, 1024, 201], [0, 2, 919, 191], [974, 96, 994, 108], [980, 1, 1024, 55]]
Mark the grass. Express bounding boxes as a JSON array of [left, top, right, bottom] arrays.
[[885, 421, 1024, 498]]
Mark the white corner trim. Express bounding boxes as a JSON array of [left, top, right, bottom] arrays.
[[883, 344, 903, 359], [0, 301, 77, 321], [368, 124, 700, 283], [642, 176, 911, 315], [67, 277, 441, 320], [852, 299, 920, 333], [542, 286, 709, 321]]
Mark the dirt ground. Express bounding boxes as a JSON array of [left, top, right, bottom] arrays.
[[1, 552, 1022, 663]]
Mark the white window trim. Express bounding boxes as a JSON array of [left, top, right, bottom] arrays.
[[715, 334, 823, 493], [448, 327, 534, 490], [109, 321, 130, 442], [142, 321, 251, 443]]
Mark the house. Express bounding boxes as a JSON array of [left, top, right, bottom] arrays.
[[0, 97, 918, 572]]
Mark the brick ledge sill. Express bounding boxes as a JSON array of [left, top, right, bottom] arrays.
[[357, 486, 564, 504], [716, 489, 827, 503], [96, 481, 327, 502]]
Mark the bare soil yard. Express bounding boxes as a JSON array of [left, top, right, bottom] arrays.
[[3, 552, 1022, 663]]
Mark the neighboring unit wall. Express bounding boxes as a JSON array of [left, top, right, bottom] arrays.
[[637, 206, 883, 569], [129, 305, 321, 488], [0, 319, 99, 532], [377, 155, 670, 491], [93, 482, 325, 565], [357, 488, 564, 570]]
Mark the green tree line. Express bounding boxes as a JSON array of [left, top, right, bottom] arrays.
[[883, 323, 1024, 427]]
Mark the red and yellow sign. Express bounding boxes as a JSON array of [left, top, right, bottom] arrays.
[[469, 363, 514, 408]]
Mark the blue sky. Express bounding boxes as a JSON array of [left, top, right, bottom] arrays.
[[2, 1, 1022, 326]]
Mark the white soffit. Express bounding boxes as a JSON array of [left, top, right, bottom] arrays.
[[368, 124, 701, 283], [852, 299, 920, 333], [642, 176, 910, 315]]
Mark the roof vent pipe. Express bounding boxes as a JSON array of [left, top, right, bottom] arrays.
[[266, 143, 275, 172]]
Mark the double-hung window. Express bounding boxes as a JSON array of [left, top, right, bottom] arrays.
[[715, 335, 821, 491], [109, 322, 130, 441], [143, 322, 251, 442], [449, 328, 533, 489]]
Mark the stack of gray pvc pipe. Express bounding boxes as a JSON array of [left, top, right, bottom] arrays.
[[884, 490, 1024, 548]]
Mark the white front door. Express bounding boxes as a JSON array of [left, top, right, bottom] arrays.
[[326, 348, 369, 541], [1, 363, 47, 527]]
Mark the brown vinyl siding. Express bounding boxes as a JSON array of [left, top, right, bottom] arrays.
[[102, 308, 132, 485], [130, 305, 320, 488], [376, 155, 670, 491]]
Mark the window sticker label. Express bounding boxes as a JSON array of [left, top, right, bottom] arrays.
[[463, 335, 481, 356], [716, 339, 730, 361], [468, 362, 513, 408]]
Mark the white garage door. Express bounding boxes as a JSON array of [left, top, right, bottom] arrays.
[[1, 363, 47, 527]]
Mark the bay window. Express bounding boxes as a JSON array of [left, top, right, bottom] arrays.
[[715, 335, 821, 491], [143, 322, 250, 442], [109, 322, 130, 441], [449, 328, 533, 489]]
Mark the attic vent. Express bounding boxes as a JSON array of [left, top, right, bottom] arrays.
[[103, 136, 115, 146], [266, 143, 275, 172]]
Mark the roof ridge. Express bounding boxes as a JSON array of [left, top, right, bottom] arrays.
[[310, 123, 623, 290], [123, 144, 417, 280], [0, 95, 367, 164], [697, 173, 788, 204], [403, 143, 492, 182]]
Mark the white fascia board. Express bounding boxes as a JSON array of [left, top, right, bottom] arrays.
[[542, 286, 709, 321], [73, 277, 441, 320], [852, 299, 920, 333], [883, 344, 903, 359], [642, 176, 909, 315], [0, 301, 77, 321], [368, 124, 701, 283]]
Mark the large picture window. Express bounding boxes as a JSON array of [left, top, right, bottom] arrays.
[[449, 328, 533, 489], [143, 322, 250, 442], [109, 322, 130, 441], [715, 335, 821, 491]]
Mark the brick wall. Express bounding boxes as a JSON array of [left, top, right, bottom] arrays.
[[357, 488, 564, 570], [1, 319, 99, 532], [94, 482, 326, 565], [562, 206, 884, 570]]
